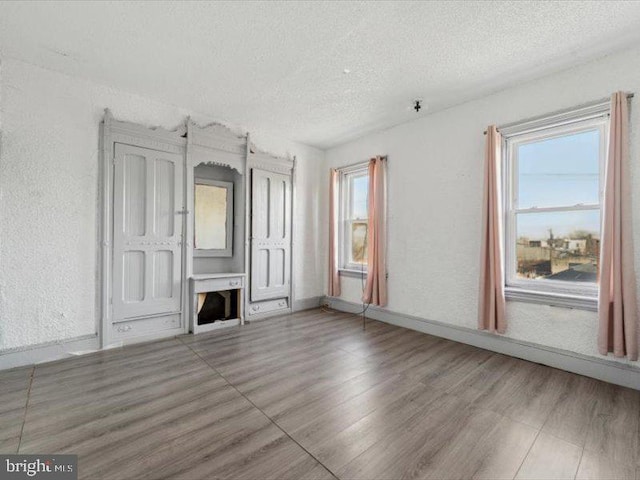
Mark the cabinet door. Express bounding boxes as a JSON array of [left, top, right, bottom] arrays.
[[112, 143, 183, 320], [250, 169, 291, 302]]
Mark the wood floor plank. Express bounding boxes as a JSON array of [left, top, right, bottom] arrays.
[[471, 361, 565, 429], [469, 416, 539, 480], [287, 373, 427, 450], [541, 372, 600, 447], [254, 361, 376, 419], [515, 432, 583, 480], [336, 391, 478, 479], [577, 382, 640, 480], [576, 448, 637, 480], [0, 365, 32, 453], [310, 383, 446, 472], [421, 409, 533, 480], [6, 308, 638, 480]]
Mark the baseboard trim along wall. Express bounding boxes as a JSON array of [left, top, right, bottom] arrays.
[[0, 334, 100, 371], [293, 296, 322, 312], [325, 296, 640, 391]]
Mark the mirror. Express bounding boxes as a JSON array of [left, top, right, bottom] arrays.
[[194, 179, 233, 257]]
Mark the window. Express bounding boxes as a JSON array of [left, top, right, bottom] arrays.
[[339, 164, 369, 272], [503, 105, 608, 308]]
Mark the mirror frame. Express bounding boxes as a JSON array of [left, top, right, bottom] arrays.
[[193, 178, 234, 257]]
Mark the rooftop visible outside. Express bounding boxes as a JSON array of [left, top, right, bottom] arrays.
[[515, 129, 601, 283]]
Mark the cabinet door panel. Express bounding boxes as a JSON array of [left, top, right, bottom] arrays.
[[113, 143, 183, 320], [250, 169, 291, 302]]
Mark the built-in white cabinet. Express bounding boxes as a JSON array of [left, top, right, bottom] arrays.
[[245, 148, 294, 319], [101, 112, 294, 347], [101, 112, 189, 346]]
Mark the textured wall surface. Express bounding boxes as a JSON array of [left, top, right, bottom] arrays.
[[0, 58, 325, 351], [325, 46, 640, 365]]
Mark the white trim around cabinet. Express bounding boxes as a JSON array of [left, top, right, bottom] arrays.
[[100, 110, 188, 349]]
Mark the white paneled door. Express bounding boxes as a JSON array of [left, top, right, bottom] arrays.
[[250, 169, 291, 302], [112, 143, 183, 320]]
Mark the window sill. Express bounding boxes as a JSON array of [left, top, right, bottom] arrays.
[[339, 268, 367, 278], [505, 287, 597, 311]]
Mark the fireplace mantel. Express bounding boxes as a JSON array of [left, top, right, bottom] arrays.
[[190, 273, 246, 334]]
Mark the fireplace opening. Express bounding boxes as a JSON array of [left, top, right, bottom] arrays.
[[197, 290, 239, 325]]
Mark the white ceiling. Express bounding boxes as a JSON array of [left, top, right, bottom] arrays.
[[2, 1, 640, 148]]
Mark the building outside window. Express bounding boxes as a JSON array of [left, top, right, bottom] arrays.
[[503, 104, 609, 308]]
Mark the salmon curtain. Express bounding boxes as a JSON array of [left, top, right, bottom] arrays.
[[478, 125, 506, 333], [598, 92, 638, 360], [363, 157, 388, 306], [328, 168, 341, 297]]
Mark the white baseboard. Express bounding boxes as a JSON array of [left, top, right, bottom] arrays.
[[0, 334, 100, 371], [293, 296, 322, 312], [325, 297, 640, 391]]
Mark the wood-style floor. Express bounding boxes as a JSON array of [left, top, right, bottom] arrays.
[[2, 309, 639, 480]]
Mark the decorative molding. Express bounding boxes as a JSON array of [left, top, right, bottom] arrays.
[[0, 334, 99, 371], [187, 119, 246, 173], [324, 297, 640, 390], [247, 145, 294, 174], [188, 145, 245, 173], [105, 109, 187, 150], [188, 119, 246, 152]]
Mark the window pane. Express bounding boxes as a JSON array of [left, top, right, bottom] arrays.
[[516, 210, 599, 283], [517, 129, 600, 209], [351, 175, 368, 219], [351, 221, 368, 265]]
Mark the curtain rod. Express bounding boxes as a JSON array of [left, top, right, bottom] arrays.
[[333, 156, 387, 172], [483, 93, 634, 135]]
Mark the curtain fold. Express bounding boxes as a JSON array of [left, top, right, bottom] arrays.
[[328, 168, 341, 297], [598, 92, 638, 360], [363, 157, 388, 307], [478, 125, 506, 333]]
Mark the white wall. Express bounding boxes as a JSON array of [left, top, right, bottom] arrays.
[[0, 58, 325, 352], [325, 45, 640, 366]]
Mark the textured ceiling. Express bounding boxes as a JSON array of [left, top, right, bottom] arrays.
[[2, 1, 640, 148]]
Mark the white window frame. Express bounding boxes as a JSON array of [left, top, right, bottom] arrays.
[[502, 103, 609, 310], [338, 163, 369, 275]]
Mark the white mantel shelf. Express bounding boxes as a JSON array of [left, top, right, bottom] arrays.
[[191, 273, 246, 281]]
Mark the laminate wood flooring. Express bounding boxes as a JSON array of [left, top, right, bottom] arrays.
[[2, 309, 639, 480]]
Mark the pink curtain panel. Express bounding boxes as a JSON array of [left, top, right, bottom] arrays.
[[363, 157, 388, 307], [598, 92, 638, 360], [478, 125, 506, 333]]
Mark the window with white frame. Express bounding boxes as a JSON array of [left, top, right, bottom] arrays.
[[339, 164, 369, 272], [503, 105, 609, 305]]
